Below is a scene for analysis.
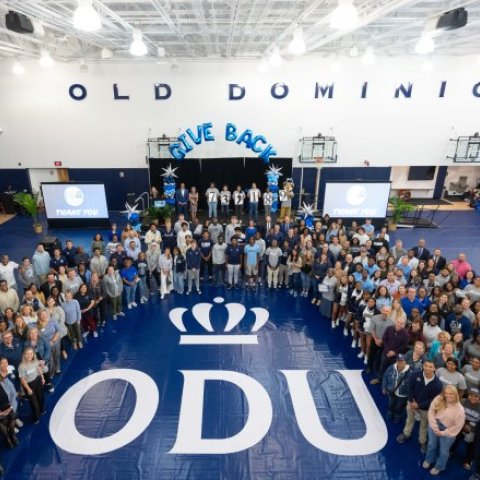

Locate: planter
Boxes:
[387,221,398,231]
[33,223,43,234]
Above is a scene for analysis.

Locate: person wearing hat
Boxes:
[382,353,411,422]
[451,387,480,470]
[436,357,467,398]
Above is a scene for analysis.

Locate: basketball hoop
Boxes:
[314,157,324,164]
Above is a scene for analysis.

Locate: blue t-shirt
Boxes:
[120,265,138,283]
[199,239,214,256]
[244,244,260,265]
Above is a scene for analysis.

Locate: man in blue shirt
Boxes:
[244,236,260,290]
[225,238,243,289]
[401,288,424,318]
[120,257,138,309]
[186,240,201,295]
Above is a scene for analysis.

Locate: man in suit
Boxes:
[175,183,189,217]
[279,215,293,236]
[411,239,430,261]
[431,248,446,273]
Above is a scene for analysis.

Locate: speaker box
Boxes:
[5,11,34,34]
[436,8,468,30]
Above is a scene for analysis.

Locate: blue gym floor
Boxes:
[0,210,478,480]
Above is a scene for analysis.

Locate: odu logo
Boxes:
[63,186,85,207]
[49,301,388,457]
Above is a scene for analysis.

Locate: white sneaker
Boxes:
[331,321,335,329]
[15,419,23,427]
[93,331,98,338]
[142,296,149,302]
[131,302,138,307]
[335,319,340,327]
[160,293,165,300]
[364,356,368,365]
[198,290,202,295]
[118,311,125,316]
[127,303,132,309]
[357,351,364,359]
[82,331,89,338]
[343,328,348,336]
[351,339,357,348]
[113,314,117,320]
[140,298,145,304]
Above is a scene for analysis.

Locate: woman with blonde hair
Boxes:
[18,347,45,424]
[390,299,407,323]
[424,384,465,475]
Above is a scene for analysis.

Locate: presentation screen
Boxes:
[42,183,109,219]
[323,182,391,218]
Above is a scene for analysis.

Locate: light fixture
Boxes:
[330,0,359,31]
[101,48,113,59]
[422,60,434,72]
[268,46,282,67]
[130,30,147,56]
[415,34,435,55]
[288,27,306,56]
[39,50,54,68]
[157,46,165,58]
[73,0,101,32]
[12,60,25,75]
[258,59,269,73]
[79,59,89,73]
[361,46,376,66]
[349,45,359,57]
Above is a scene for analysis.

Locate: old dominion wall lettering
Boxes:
[68,80,480,102]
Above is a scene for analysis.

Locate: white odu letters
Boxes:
[169,370,273,454]
[280,369,388,456]
[49,369,159,455]
[50,369,387,457]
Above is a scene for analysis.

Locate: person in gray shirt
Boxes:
[369,306,394,384]
[212,236,228,286]
[265,239,282,289]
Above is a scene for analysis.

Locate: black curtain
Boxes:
[149,158,292,209]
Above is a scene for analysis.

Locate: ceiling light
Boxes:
[130,30,147,56]
[39,50,54,68]
[415,34,435,55]
[422,60,434,72]
[288,27,306,56]
[268,47,282,67]
[101,48,113,59]
[330,0,359,31]
[79,59,89,73]
[349,45,359,57]
[361,47,375,66]
[258,59,269,73]
[157,46,165,58]
[73,0,101,32]
[12,60,25,75]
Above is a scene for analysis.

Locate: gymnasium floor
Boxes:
[0,210,478,480]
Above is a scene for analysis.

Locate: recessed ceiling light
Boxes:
[288,27,306,56]
[39,50,54,68]
[330,0,359,31]
[130,30,148,56]
[415,34,435,55]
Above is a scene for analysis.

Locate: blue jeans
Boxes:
[249,202,258,220]
[300,272,311,292]
[173,271,185,293]
[137,276,149,299]
[208,202,217,218]
[425,426,456,471]
[124,284,137,304]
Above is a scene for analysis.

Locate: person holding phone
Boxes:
[424,384,465,475]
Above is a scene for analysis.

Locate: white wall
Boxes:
[445,165,480,191]
[0,56,480,169]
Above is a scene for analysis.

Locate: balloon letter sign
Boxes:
[169,122,277,164]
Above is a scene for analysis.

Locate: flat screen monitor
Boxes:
[323,182,391,218]
[408,166,436,181]
[154,200,166,208]
[42,183,110,228]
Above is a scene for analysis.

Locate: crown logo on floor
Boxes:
[169,297,268,345]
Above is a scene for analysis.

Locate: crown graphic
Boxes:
[169,297,268,345]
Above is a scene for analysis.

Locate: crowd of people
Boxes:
[0,187,479,478]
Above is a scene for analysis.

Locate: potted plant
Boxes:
[13,192,43,234]
[144,206,161,225]
[388,197,416,230]
[157,204,174,223]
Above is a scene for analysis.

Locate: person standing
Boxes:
[382,354,411,423]
[397,360,444,453]
[265,239,282,289]
[89,247,109,277]
[225,237,243,289]
[219,185,231,223]
[32,244,51,284]
[186,240,201,295]
[18,257,37,292]
[188,186,199,222]
[424,385,465,475]
[369,306,394,383]
[144,224,162,250]
[205,182,219,219]
[175,183,189,217]
[0,255,19,292]
[244,236,260,290]
[212,236,227,287]
[232,186,245,220]
[172,247,186,294]
[199,231,214,284]
[18,347,45,424]
[158,247,173,300]
[102,266,124,320]
[262,187,273,219]
[247,183,261,221]
[120,257,138,310]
